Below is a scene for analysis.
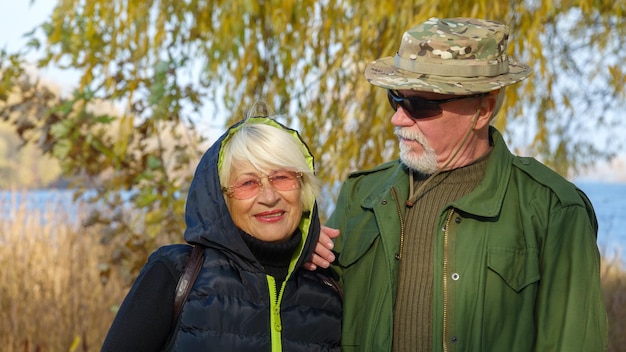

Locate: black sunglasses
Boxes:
[387,89,487,119]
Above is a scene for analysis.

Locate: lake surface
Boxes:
[1,182,625,263]
[0,189,89,229]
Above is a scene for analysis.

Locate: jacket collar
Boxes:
[450,127,513,218]
[359,160,411,211]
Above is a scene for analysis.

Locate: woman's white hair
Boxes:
[219,119,320,210]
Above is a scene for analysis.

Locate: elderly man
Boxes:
[313,17,608,352]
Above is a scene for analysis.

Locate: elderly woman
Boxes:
[102,110,342,351]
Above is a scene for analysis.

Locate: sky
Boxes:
[0,0,79,93]
[0,1,52,50]
[1,0,625,183]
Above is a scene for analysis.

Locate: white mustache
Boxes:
[394,127,424,143]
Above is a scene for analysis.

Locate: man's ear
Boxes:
[476,89,500,129]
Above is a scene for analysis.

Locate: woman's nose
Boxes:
[256,179,280,202]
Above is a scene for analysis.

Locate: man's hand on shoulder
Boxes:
[303,225,339,271]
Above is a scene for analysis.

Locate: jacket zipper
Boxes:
[442,209,454,352]
[268,276,284,352]
[390,187,406,259]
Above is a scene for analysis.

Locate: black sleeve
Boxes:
[101,259,178,352]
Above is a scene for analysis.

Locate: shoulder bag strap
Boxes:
[172,245,204,325]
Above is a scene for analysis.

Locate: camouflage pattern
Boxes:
[365,17,531,95]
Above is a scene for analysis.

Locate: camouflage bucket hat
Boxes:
[365,17,532,95]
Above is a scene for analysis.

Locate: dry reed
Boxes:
[601,256,626,352]
[0,192,126,352]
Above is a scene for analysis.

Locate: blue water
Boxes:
[0,189,88,228]
[1,183,625,263]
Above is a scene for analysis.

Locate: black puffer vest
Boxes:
[158,235,342,351]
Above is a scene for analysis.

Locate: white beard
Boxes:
[395,127,438,175]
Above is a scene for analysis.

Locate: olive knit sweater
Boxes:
[393,156,488,352]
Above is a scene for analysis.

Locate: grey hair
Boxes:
[219,120,320,209]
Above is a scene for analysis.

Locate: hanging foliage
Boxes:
[1,0,624,276]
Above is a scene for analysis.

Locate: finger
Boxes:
[302,262,317,271]
[315,242,336,263]
[318,231,334,250]
[321,225,340,239]
[310,253,331,269]
[320,226,340,250]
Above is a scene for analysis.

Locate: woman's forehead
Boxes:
[230,162,282,176]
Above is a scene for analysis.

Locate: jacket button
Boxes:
[451,336,459,343]
[451,273,460,281]
[395,253,400,260]
[455,217,461,224]
[381,199,387,205]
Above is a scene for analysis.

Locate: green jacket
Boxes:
[327,127,608,352]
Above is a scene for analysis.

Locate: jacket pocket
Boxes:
[336,216,380,267]
[487,247,540,293]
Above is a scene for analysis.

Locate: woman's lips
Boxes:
[254,210,286,223]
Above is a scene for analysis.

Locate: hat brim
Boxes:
[365,56,532,95]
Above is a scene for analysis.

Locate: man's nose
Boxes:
[391,107,416,127]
